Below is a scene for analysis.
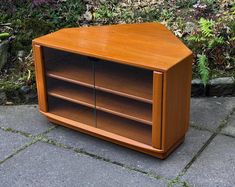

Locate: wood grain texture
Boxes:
[43,111,185,159]
[152,72,163,149]
[161,55,193,151]
[33,44,48,112]
[33,23,193,159]
[33,23,192,71]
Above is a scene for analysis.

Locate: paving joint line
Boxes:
[0,123,167,181]
[0,139,39,165]
[177,107,235,179]
[38,136,169,182]
[0,123,58,138]
[0,125,57,165]
[1,106,234,183]
[190,124,213,133]
[0,126,33,138]
[219,132,235,139]
[167,177,191,187]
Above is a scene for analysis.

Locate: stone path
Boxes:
[0,97,235,187]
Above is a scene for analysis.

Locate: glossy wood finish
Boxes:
[152,72,163,148]
[162,55,192,151]
[44,113,185,159]
[33,45,47,112]
[33,23,192,71]
[33,23,193,159]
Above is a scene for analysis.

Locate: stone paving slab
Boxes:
[190,97,235,131]
[0,142,167,187]
[221,113,235,137]
[0,105,54,135]
[182,135,235,187]
[0,129,31,162]
[46,126,212,179]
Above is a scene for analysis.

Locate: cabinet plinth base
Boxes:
[44,111,185,159]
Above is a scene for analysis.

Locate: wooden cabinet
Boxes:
[33,23,192,159]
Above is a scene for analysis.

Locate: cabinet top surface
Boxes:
[33,23,192,71]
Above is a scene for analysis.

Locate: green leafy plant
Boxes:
[197,54,210,86]
[93,5,114,21]
[187,16,232,84]
[0,33,10,40]
[199,18,214,37]
[0,0,85,53]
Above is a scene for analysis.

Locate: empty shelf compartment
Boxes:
[95,61,153,103]
[43,47,94,87]
[48,96,95,127]
[96,90,152,125]
[97,111,152,145]
[46,77,94,108]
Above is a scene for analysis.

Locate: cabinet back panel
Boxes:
[95,60,153,103]
[96,90,152,125]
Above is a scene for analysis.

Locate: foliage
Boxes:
[89,0,234,84]
[197,54,210,86]
[0,33,10,40]
[0,0,234,102]
[0,0,85,103]
[187,5,234,83]
[0,0,85,53]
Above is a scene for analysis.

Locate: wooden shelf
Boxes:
[48,97,95,127]
[46,77,152,125]
[96,91,152,125]
[47,78,94,108]
[44,47,94,88]
[46,72,93,88]
[95,61,153,103]
[97,111,152,145]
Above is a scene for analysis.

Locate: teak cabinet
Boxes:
[33,23,193,159]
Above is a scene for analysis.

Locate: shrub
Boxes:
[0,0,85,53]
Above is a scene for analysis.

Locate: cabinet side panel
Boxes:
[33,44,48,112]
[152,72,163,149]
[162,55,192,151]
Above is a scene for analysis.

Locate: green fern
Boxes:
[199,18,214,37]
[197,54,210,86]
[188,35,206,42]
[208,36,224,49]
